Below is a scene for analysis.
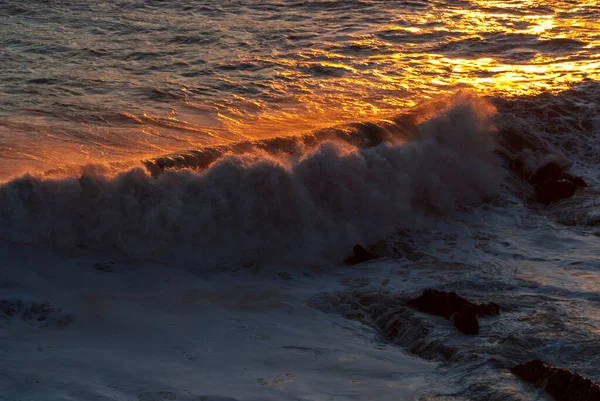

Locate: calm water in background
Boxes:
[1,0,599,178]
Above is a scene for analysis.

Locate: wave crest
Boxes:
[0,93,502,265]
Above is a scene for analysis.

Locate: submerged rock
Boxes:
[344,244,378,265]
[407,289,499,335]
[511,360,600,401]
[528,162,587,205]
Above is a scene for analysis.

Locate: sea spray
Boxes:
[0,94,502,264]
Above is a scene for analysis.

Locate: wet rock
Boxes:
[407,289,499,335]
[528,162,587,187]
[511,360,600,401]
[534,179,579,205]
[449,309,480,336]
[528,162,587,204]
[318,291,457,361]
[344,245,378,265]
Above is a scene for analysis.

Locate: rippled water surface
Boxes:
[1,0,599,178]
[1,3,600,401]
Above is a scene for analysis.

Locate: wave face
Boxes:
[0,94,502,264]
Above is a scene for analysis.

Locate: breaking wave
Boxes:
[0,93,502,264]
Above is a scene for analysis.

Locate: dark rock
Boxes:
[527,162,587,204]
[529,162,566,185]
[534,179,578,205]
[345,245,378,265]
[408,289,500,319]
[324,291,457,361]
[511,360,600,401]
[571,176,588,188]
[528,162,587,187]
[407,289,499,335]
[449,309,480,335]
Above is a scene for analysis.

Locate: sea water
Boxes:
[0,1,599,400]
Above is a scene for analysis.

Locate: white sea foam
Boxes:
[0,94,502,264]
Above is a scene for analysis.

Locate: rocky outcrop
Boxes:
[534,179,579,205]
[511,360,600,401]
[528,162,587,187]
[316,289,503,362]
[344,244,378,265]
[407,289,499,335]
[316,291,458,361]
[528,162,587,205]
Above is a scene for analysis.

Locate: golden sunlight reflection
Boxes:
[207,0,599,137]
[2,0,599,179]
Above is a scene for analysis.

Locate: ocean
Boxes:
[0,1,599,400]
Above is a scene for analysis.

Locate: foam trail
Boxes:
[0,94,502,265]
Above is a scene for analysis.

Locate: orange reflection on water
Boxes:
[210,0,600,137]
[6,0,599,179]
